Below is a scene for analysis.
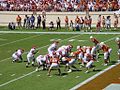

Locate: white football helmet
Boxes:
[90,36,93,39]
[116,37,120,41]
[100,42,104,46]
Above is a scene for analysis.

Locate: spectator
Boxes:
[37,14,41,28]
[8,22,15,30]
[114,13,119,30]
[42,16,46,30]
[88,15,92,31]
[102,16,106,29]
[75,23,80,31]
[65,16,69,30]
[80,17,84,30]
[16,15,22,28]
[106,16,111,30]
[56,17,61,30]
[23,15,28,27]
[48,21,54,30]
[84,16,89,32]
[30,14,35,29]
[96,15,102,32]
[26,16,31,29]
[69,20,74,31]
[0,0,119,12]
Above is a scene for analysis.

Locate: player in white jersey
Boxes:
[83,53,95,73]
[62,52,78,73]
[16,49,24,61]
[56,46,67,58]
[61,44,73,56]
[48,41,59,56]
[36,54,50,71]
[26,46,38,67]
[12,49,24,62]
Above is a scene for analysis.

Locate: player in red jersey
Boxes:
[47,57,61,76]
[100,42,112,66]
[90,36,100,60]
[115,37,120,62]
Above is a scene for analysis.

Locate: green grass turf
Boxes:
[0,26,120,32]
[0,33,119,90]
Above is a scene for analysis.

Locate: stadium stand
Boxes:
[0,0,119,11]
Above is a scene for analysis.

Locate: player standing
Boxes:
[115,37,120,62]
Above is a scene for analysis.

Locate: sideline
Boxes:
[0,31,120,34]
[70,63,120,90]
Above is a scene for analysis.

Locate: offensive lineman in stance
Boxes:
[26,46,38,67]
[48,41,59,56]
[47,57,61,76]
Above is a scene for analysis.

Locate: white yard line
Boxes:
[0,34,80,63]
[69,35,120,90]
[0,31,120,34]
[0,71,36,87]
[0,34,119,88]
[0,34,81,87]
[70,64,119,90]
[0,35,40,47]
[0,57,12,63]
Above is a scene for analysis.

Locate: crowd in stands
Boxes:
[0,0,120,11]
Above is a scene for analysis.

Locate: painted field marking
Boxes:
[0,35,82,87]
[70,64,119,90]
[50,38,61,42]
[78,40,88,42]
[0,34,119,88]
[0,57,12,63]
[11,74,15,77]
[50,39,55,41]
[75,76,80,78]
[1,31,120,35]
[68,39,75,42]
[0,38,7,41]
[37,75,40,77]
[0,35,40,47]
[0,70,36,87]
[70,35,120,90]
[0,34,81,63]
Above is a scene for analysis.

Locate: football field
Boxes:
[0,32,119,90]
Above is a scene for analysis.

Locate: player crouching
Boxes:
[47,56,61,76]
[12,49,24,63]
[62,52,79,73]
[100,42,112,66]
[26,46,38,67]
[36,54,50,71]
[84,53,96,73]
